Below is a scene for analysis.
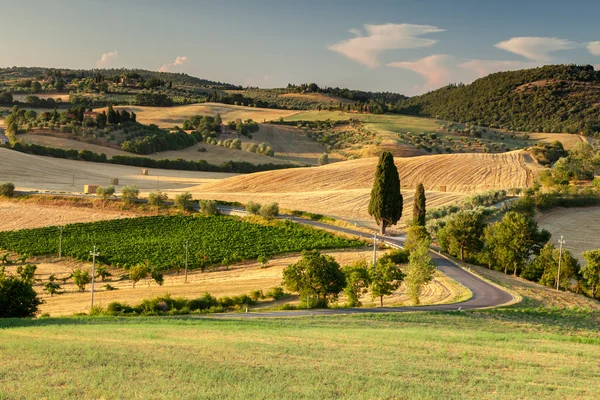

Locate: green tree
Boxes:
[174,192,193,211]
[0,271,41,317]
[96,185,115,200]
[368,151,403,234]
[148,191,168,207]
[369,255,405,307]
[96,265,112,282]
[129,263,149,288]
[245,201,261,214]
[121,185,139,204]
[412,183,426,226]
[342,259,371,307]
[437,210,486,261]
[16,264,36,284]
[404,225,430,252]
[44,281,62,297]
[0,182,15,198]
[282,250,345,308]
[538,246,580,291]
[582,250,600,298]
[30,81,42,93]
[259,202,279,219]
[405,240,437,305]
[151,267,164,286]
[72,269,91,292]
[199,200,218,215]
[318,153,329,166]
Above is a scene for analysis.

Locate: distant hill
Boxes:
[393,65,600,135]
[0,66,240,90]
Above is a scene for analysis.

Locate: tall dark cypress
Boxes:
[368,151,403,234]
[413,183,426,227]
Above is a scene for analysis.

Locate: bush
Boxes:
[259,202,279,219]
[249,289,263,302]
[245,201,261,214]
[174,192,193,211]
[199,200,218,215]
[266,286,285,300]
[72,269,91,292]
[96,185,115,200]
[121,185,139,204]
[318,153,329,165]
[148,191,168,206]
[0,182,15,198]
[388,248,410,264]
[0,273,41,317]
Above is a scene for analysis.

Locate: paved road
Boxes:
[212,207,514,318]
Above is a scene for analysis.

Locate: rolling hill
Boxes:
[393,64,600,135]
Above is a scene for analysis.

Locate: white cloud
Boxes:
[158,56,188,72]
[494,37,577,61]
[328,23,445,67]
[96,51,118,68]
[459,59,537,78]
[388,54,457,94]
[348,28,362,37]
[588,41,600,56]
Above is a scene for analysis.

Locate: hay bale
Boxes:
[110,178,119,185]
[141,169,149,176]
[83,184,99,194]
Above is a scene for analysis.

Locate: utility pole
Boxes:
[58,226,63,261]
[90,245,99,308]
[184,240,189,283]
[373,233,377,267]
[556,235,565,291]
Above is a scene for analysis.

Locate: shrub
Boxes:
[0,182,15,197]
[266,286,285,300]
[121,185,139,204]
[129,263,149,288]
[96,185,115,200]
[72,269,91,292]
[259,202,279,219]
[249,289,263,302]
[318,153,329,165]
[174,192,193,211]
[148,191,168,206]
[199,200,218,215]
[245,201,261,214]
[0,273,41,317]
[388,248,410,264]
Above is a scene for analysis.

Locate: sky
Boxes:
[1,0,600,95]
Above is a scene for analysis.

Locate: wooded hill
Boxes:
[393,65,600,136]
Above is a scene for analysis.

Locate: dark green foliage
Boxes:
[72,269,91,292]
[16,264,36,284]
[0,272,41,318]
[582,250,600,298]
[148,191,168,207]
[282,250,346,308]
[413,183,426,226]
[393,65,600,135]
[342,259,371,307]
[174,192,193,211]
[369,254,405,307]
[0,182,15,198]
[437,210,486,261]
[530,141,568,166]
[368,151,403,234]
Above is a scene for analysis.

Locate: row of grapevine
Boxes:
[0,215,363,270]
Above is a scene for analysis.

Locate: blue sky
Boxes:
[2,0,600,95]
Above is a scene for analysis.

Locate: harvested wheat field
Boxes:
[10,248,468,316]
[279,92,354,104]
[96,103,299,128]
[0,147,235,194]
[529,132,599,150]
[19,133,289,165]
[0,200,139,231]
[537,206,600,263]
[190,151,537,227]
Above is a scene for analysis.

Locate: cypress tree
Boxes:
[368,151,403,234]
[413,183,426,226]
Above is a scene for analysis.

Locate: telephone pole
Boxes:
[184,240,189,283]
[90,245,99,308]
[556,236,565,291]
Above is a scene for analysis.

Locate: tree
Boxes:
[129,263,149,288]
[245,201,261,214]
[148,191,168,207]
[484,212,550,276]
[199,200,218,215]
[318,153,329,166]
[96,265,112,282]
[405,240,437,305]
[342,259,371,307]
[96,185,115,200]
[16,264,36,284]
[0,182,15,198]
[121,185,139,204]
[412,183,426,226]
[259,202,279,219]
[368,151,403,234]
[151,267,164,286]
[369,254,405,307]
[31,81,42,93]
[72,269,91,292]
[538,246,580,291]
[282,250,345,308]
[404,225,430,252]
[0,271,41,318]
[174,192,193,211]
[437,211,486,261]
[582,250,600,298]
[44,281,62,297]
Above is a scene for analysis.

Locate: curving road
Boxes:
[212,209,515,318]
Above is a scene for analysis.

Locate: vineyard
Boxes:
[0,215,362,269]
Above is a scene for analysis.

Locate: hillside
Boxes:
[394,65,600,135]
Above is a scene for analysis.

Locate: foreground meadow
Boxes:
[1,307,599,399]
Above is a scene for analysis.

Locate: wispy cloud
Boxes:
[387,54,455,93]
[158,56,188,72]
[494,37,577,61]
[96,51,118,68]
[588,41,600,56]
[328,23,445,67]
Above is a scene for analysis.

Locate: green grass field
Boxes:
[1,307,599,399]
